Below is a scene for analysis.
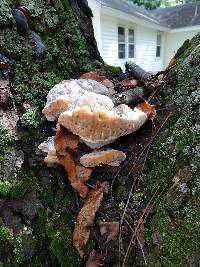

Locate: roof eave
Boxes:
[101,5,170,32]
[170,25,200,32]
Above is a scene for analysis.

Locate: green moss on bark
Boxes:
[143,35,200,266]
[0,0,113,266]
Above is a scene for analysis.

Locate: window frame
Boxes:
[118,25,135,60]
[128,28,135,59]
[118,26,126,59]
[156,32,162,58]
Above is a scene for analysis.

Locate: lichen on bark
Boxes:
[0,1,116,266]
[0,0,199,266]
[142,35,200,266]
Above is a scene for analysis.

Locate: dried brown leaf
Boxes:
[86,250,104,267]
[81,72,116,95]
[54,125,80,156]
[81,71,107,82]
[57,153,93,198]
[137,102,156,121]
[54,125,92,198]
[121,79,138,89]
[99,221,119,242]
[73,182,109,257]
[76,165,93,183]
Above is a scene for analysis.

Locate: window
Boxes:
[156,33,162,57]
[118,26,135,59]
[128,29,134,58]
[118,27,125,59]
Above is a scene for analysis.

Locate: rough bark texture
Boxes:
[142,35,200,267]
[0,0,199,266]
[0,1,120,266]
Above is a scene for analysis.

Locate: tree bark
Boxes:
[0,1,199,266]
[0,1,107,266]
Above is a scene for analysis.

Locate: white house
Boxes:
[88,0,200,71]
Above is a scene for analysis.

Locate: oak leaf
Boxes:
[54,125,80,156]
[73,182,109,257]
[57,153,93,198]
[137,102,156,121]
[54,125,92,198]
[121,79,138,89]
[81,71,107,82]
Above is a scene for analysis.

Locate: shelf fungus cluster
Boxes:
[38,72,156,257]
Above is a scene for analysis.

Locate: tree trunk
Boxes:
[0,0,199,266]
[0,1,113,266]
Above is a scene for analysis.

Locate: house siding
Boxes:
[88,0,200,72]
[134,26,164,72]
[101,14,164,71]
[164,30,199,66]
[101,14,119,66]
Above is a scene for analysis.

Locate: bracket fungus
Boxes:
[42,80,85,121]
[58,92,154,149]
[42,79,115,121]
[80,149,126,167]
[39,75,156,258]
[38,136,59,167]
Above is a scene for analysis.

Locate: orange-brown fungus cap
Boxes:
[80,149,126,167]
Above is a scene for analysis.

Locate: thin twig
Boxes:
[137,237,147,266]
[121,185,160,267]
[121,183,168,267]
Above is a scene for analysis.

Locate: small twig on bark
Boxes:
[122,184,162,267]
[137,237,147,266]
[125,62,162,89]
[125,62,152,82]
[111,87,151,106]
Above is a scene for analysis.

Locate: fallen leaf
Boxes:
[81,71,107,82]
[99,221,119,242]
[73,182,109,257]
[57,153,93,198]
[137,102,156,121]
[81,72,116,95]
[121,79,138,89]
[54,125,92,198]
[54,125,80,156]
[86,250,104,267]
[76,165,93,183]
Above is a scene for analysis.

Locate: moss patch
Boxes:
[143,35,200,266]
